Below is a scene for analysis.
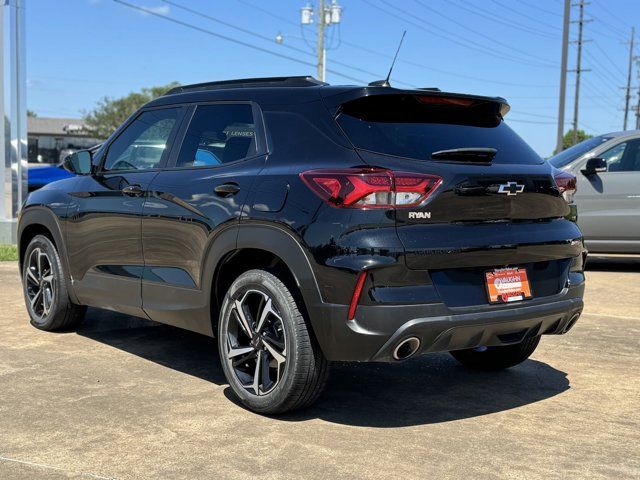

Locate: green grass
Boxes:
[0,244,18,262]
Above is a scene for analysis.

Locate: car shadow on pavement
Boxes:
[275,357,569,427]
[78,308,569,428]
[77,308,227,385]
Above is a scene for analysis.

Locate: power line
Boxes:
[411,0,559,66]
[589,25,627,43]
[508,117,556,125]
[591,41,627,77]
[334,38,558,88]
[583,51,624,92]
[362,0,558,69]
[590,15,628,42]
[162,0,311,57]
[508,92,616,100]
[160,0,415,87]
[445,0,558,40]
[490,0,561,33]
[592,1,632,31]
[578,120,598,134]
[516,111,558,119]
[112,0,367,84]
[28,75,135,85]
[234,0,298,28]
[515,0,562,18]
[236,0,560,88]
[581,82,623,110]
[377,0,558,67]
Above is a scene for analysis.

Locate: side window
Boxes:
[103,108,181,172]
[601,143,626,172]
[176,104,257,168]
[620,139,640,172]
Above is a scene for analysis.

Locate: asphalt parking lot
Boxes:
[0,258,639,480]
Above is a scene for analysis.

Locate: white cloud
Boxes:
[138,5,170,16]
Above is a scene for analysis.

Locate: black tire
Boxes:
[218,269,328,414]
[449,336,541,371]
[22,235,86,331]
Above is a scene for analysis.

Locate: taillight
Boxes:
[554,171,577,203]
[300,168,442,208]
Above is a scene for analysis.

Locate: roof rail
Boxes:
[164,76,327,95]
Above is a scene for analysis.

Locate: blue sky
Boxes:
[26,0,640,157]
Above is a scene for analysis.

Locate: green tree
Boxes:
[83,82,179,139]
[559,129,592,152]
[27,110,37,117]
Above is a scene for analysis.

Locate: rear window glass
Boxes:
[547,135,613,168]
[335,94,543,165]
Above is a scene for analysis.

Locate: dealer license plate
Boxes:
[485,267,532,304]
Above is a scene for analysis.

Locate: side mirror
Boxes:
[62,150,93,175]
[581,157,607,176]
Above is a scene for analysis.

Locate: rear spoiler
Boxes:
[320,86,510,118]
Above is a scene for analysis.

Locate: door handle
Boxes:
[122,184,144,196]
[214,183,241,196]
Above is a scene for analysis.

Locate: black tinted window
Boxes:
[605,139,640,172]
[104,108,180,171]
[336,94,542,165]
[176,104,257,168]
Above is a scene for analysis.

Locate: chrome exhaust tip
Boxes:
[564,312,581,333]
[392,337,421,360]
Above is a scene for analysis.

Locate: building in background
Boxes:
[27,117,100,164]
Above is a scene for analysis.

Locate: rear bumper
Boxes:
[309,279,584,362]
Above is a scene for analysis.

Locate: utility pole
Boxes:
[636,57,640,130]
[556,0,571,153]
[300,1,342,82]
[317,0,325,81]
[624,27,635,130]
[569,0,592,146]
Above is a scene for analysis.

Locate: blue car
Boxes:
[28,163,75,192]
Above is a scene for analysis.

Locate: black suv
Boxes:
[18,77,585,414]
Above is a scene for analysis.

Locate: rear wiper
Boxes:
[431,147,497,163]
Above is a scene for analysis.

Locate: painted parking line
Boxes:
[0,455,117,480]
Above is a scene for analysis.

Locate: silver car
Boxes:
[548,130,640,254]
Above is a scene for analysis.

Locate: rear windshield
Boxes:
[547,135,613,168]
[335,94,543,165]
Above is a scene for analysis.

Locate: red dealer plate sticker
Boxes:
[485,267,533,304]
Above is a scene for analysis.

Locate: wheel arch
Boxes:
[18,206,79,303]
[206,223,323,335]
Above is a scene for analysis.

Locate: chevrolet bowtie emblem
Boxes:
[498,181,525,196]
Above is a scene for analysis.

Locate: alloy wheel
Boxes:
[224,289,287,396]
[25,248,56,320]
